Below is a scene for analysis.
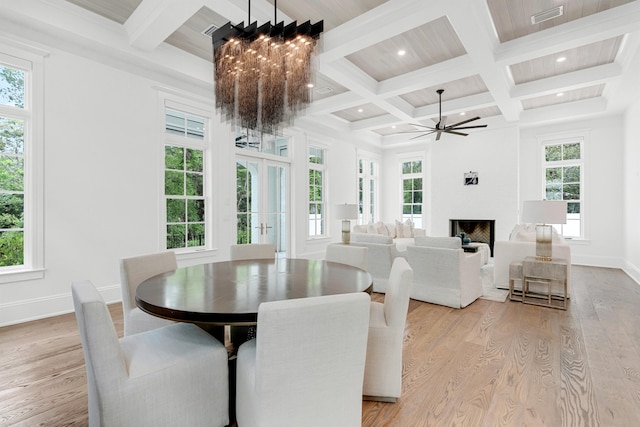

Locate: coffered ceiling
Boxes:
[3,0,640,146]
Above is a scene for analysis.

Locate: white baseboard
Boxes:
[0,284,121,328]
[622,260,640,286]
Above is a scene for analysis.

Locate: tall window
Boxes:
[164,107,208,250]
[0,49,44,278]
[308,146,326,237]
[401,159,423,227]
[358,157,379,224]
[543,139,583,238]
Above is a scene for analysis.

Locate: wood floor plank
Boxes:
[1,266,639,426]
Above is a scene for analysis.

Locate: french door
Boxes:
[236,156,289,256]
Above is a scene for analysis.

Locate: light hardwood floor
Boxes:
[1,265,639,426]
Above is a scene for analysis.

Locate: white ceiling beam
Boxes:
[125,0,204,51]
[511,63,622,100]
[495,2,640,67]
[445,0,521,122]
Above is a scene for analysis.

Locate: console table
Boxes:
[509,257,568,310]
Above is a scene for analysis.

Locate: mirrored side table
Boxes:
[521,256,568,310]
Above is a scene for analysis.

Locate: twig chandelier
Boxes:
[211,0,323,135]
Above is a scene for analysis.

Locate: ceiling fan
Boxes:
[397,89,487,141]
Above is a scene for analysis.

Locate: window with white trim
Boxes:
[401,159,423,228]
[357,157,379,224]
[308,146,326,237]
[543,138,583,238]
[163,105,209,250]
[0,48,44,277]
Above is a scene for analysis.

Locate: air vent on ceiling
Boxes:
[531,5,564,25]
[202,24,218,37]
[315,87,334,95]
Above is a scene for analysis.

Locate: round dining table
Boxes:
[135,258,373,326]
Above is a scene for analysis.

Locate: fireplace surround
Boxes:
[450,219,496,257]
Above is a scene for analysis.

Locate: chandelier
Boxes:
[211,1,323,135]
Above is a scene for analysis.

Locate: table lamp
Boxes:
[522,200,567,261]
[335,203,358,244]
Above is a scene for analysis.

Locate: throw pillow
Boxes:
[395,219,415,238]
[367,223,378,234]
[374,221,388,236]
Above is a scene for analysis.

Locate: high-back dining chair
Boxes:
[235,292,371,427]
[230,243,276,260]
[325,243,368,271]
[72,280,229,427]
[363,257,413,402]
[120,251,177,336]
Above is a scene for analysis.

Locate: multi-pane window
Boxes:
[401,160,423,228]
[544,140,583,238]
[164,108,207,250]
[358,157,379,224]
[0,62,27,268]
[308,146,326,237]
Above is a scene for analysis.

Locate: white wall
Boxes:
[520,116,625,268]
[624,98,640,283]
[381,126,519,242]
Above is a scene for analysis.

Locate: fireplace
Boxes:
[450,219,496,257]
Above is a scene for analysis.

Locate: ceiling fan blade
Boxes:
[445,116,481,129]
[449,124,488,130]
[408,132,434,140]
[435,130,444,141]
[408,123,437,129]
[392,130,437,135]
[444,130,468,136]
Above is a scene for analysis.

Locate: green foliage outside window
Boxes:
[165,145,205,249]
[0,66,26,267]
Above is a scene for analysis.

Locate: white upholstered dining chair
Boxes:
[235,292,371,427]
[325,243,368,271]
[120,251,177,336]
[230,243,276,260]
[363,257,413,401]
[72,280,229,427]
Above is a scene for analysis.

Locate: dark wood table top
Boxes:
[136,258,373,325]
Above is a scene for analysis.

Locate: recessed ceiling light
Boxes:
[397,50,406,56]
[460,112,466,116]
[556,92,564,97]
[358,108,364,113]
[307,83,314,88]
[556,56,567,63]
[391,125,396,129]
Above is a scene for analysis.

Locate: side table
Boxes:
[521,256,568,310]
[508,261,523,302]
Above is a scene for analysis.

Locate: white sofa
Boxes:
[493,224,571,297]
[353,220,426,251]
[405,236,483,309]
[350,233,406,293]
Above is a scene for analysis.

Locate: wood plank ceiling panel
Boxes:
[332,102,388,122]
[400,75,488,108]
[487,0,635,42]
[510,37,623,85]
[346,17,466,82]
[65,0,142,24]
[521,84,604,110]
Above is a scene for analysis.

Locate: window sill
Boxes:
[175,248,218,262]
[0,268,45,284]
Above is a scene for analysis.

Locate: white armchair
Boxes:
[351,233,406,293]
[230,243,276,260]
[363,257,413,402]
[72,280,229,427]
[120,251,177,336]
[325,243,368,270]
[493,224,571,296]
[406,237,483,308]
[235,293,371,427]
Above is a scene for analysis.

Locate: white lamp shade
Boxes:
[522,200,568,224]
[335,203,358,220]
